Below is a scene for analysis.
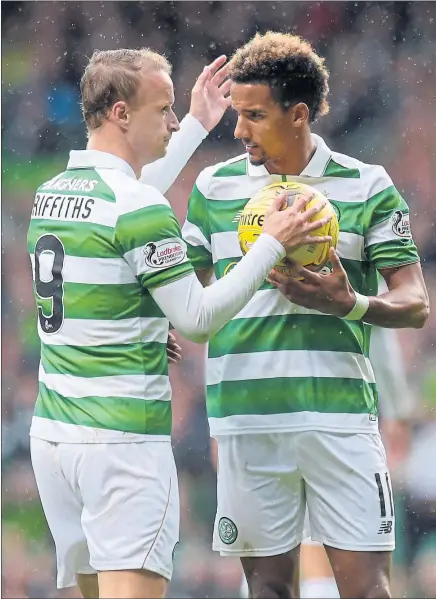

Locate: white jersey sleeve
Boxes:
[151,234,285,343]
[113,182,285,343]
[139,114,208,193]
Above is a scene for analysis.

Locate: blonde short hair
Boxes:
[80,48,172,130]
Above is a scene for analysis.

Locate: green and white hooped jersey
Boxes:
[182,134,420,436]
[28,150,193,443]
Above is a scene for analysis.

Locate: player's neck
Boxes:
[87,128,141,178]
[265,131,316,176]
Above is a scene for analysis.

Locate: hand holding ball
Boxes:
[238,182,339,274]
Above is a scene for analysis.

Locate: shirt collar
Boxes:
[67,150,137,180]
[246,133,332,178]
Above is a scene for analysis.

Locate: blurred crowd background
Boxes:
[2,2,436,597]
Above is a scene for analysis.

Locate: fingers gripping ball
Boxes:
[238,182,339,274]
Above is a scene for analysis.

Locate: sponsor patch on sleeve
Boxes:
[391,210,411,238]
[143,239,186,268]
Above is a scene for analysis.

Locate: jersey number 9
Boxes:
[35,234,65,334]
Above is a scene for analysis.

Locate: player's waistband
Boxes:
[208,411,379,437]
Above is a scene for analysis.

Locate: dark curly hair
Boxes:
[229,32,330,123]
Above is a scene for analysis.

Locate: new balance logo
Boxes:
[378,520,393,535]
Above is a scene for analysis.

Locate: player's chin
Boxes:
[155,144,168,160]
[248,154,267,167]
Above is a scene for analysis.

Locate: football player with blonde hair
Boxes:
[29,47,325,599]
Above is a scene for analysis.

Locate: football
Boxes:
[238,181,339,275]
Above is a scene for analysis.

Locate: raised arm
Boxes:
[139,114,207,193]
[139,56,231,193]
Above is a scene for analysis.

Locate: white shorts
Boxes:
[30,438,179,588]
[213,431,395,557]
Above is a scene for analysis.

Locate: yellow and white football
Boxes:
[238,181,339,275]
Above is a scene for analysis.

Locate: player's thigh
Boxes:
[213,434,305,557]
[78,441,179,583]
[30,438,94,589]
[324,546,392,599]
[242,548,301,599]
[76,573,98,599]
[300,431,395,552]
[98,569,166,599]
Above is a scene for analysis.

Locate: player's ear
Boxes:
[111,101,130,130]
[291,102,309,127]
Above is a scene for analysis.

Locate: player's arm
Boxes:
[139,56,231,193]
[362,262,428,328]
[358,169,428,328]
[116,191,330,344]
[116,197,284,343]
[139,115,207,193]
[268,169,429,329]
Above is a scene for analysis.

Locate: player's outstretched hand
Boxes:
[167,331,182,364]
[262,191,333,252]
[189,55,232,132]
[267,247,356,317]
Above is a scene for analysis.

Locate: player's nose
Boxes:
[169,109,180,133]
[234,115,250,140]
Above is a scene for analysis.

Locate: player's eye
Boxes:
[162,106,170,114]
[249,112,264,121]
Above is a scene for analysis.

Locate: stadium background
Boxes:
[2,1,436,597]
